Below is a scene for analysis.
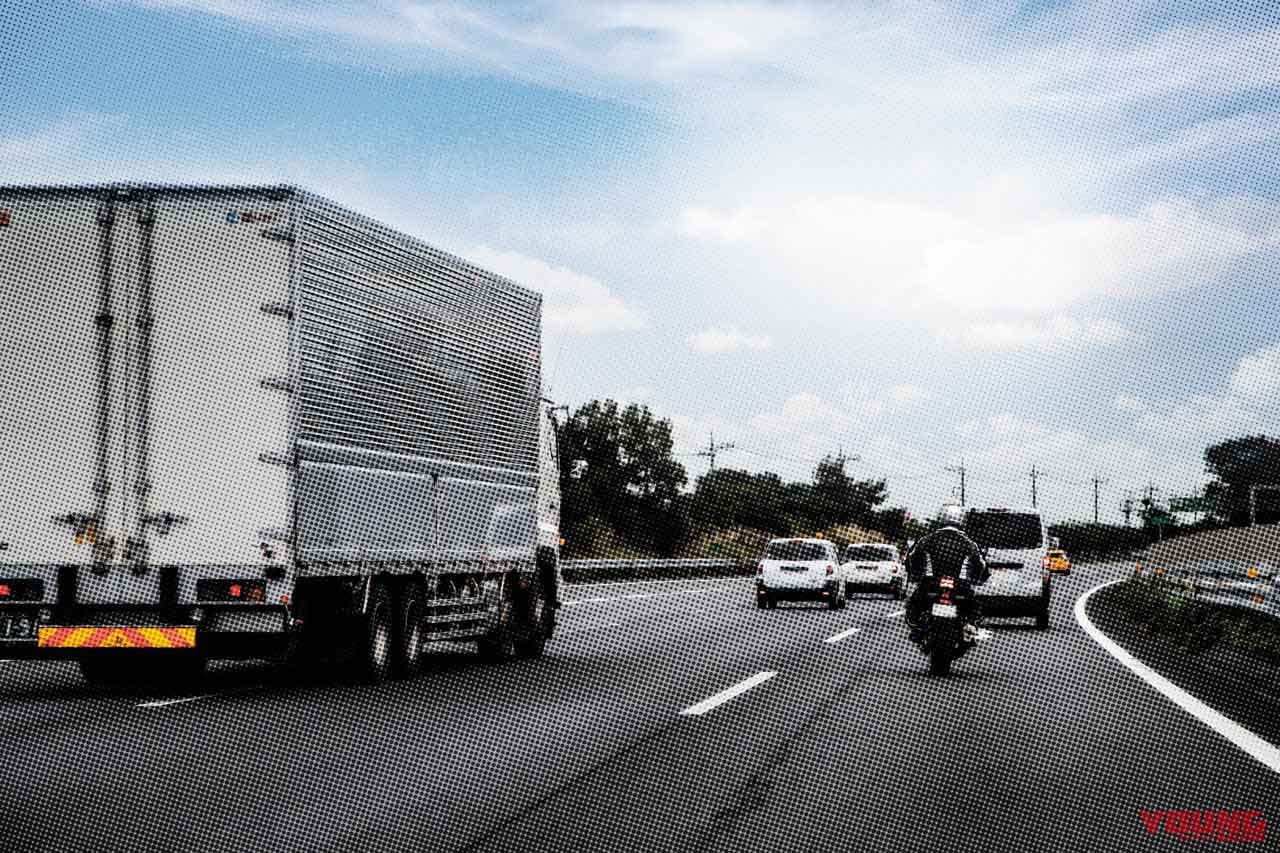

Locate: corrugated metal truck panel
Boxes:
[291,192,541,570]
[0,184,543,588]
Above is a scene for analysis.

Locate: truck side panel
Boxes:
[293,195,542,572]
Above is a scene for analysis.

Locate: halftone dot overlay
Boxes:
[0,2,1279,851]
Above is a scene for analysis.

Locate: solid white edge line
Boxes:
[1075,579,1280,776]
[679,671,778,716]
[824,627,863,644]
[136,695,211,709]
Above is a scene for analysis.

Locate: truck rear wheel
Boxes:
[80,653,205,688]
[514,574,551,660]
[477,576,516,662]
[350,582,394,684]
[394,581,426,678]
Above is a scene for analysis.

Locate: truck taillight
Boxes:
[197,579,266,602]
[1042,555,1051,570]
[825,564,834,575]
[0,579,43,600]
[757,562,764,575]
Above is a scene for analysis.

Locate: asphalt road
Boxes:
[1,562,1277,851]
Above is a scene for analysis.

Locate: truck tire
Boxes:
[477,576,516,662]
[350,582,394,684]
[79,656,137,687]
[514,573,552,660]
[393,581,426,678]
[80,652,205,688]
[827,582,841,610]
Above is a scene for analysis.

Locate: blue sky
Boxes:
[3,0,1279,523]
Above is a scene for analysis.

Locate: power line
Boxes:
[694,431,735,471]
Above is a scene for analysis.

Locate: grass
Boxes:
[1107,576,1280,664]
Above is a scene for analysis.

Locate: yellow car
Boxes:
[1046,550,1071,575]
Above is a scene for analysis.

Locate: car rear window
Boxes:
[764,542,829,561]
[845,545,897,561]
[966,512,1043,549]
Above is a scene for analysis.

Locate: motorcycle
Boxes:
[911,574,983,676]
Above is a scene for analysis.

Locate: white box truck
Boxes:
[0,184,561,684]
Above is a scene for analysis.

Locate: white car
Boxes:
[965,506,1051,629]
[755,538,846,610]
[841,543,905,599]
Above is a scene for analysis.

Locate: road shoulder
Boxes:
[1079,581,1280,772]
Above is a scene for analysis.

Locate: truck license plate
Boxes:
[931,603,957,618]
[0,614,36,640]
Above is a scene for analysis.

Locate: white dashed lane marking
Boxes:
[679,671,778,717]
[823,627,863,644]
[136,695,212,709]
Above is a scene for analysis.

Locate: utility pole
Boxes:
[1120,492,1134,527]
[1030,465,1044,509]
[945,458,967,506]
[695,431,735,472]
[1090,473,1107,525]
[1143,481,1161,542]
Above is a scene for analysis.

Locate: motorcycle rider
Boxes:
[904,504,989,646]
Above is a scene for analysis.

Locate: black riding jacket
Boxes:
[905,526,989,586]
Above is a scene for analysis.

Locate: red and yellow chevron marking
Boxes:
[37,626,196,649]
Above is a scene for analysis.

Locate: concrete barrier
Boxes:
[562,558,747,583]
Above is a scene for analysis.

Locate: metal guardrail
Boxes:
[561,558,744,582]
[1139,560,1280,619]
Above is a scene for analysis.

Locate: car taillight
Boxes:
[1042,555,1051,570]
[757,562,764,575]
[825,564,834,575]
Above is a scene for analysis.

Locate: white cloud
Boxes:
[466,246,645,335]
[840,383,931,417]
[1115,394,1146,413]
[953,316,1137,352]
[1132,343,1280,443]
[674,195,1266,321]
[1229,344,1280,402]
[687,325,772,354]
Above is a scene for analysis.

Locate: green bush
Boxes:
[1108,578,1280,663]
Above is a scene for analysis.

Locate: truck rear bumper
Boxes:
[0,605,292,660]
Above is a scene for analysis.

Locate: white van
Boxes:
[964,507,1051,629]
[755,538,846,610]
